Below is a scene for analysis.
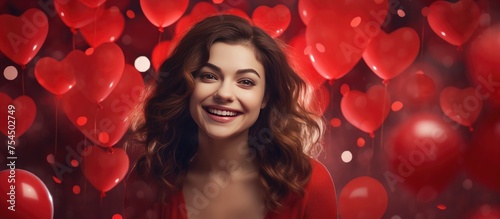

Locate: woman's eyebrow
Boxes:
[204,62,261,78]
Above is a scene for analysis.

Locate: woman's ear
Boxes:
[261,94,269,109]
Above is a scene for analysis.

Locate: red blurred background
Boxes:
[1,0,500,218]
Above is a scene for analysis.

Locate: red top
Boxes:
[124,159,337,219]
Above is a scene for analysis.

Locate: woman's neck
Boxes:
[191,130,257,174]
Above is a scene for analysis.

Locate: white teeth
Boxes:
[207,108,238,116]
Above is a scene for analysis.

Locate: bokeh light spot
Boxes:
[479,13,491,27]
[134,56,151,72]
[421,7,429,17]
[437,204,447,210]
[397,9,406,17]
[4,66,18,80]
[73,185,81,194]
[330,118,341,127]
[85,48,94,55]
[126,10,135,19]
[303,46,312,55]
[99,132,110,144]
[122,34,132,45]
[212,0,224,3]
[315,43,325,53]
[350,17,361,27]
[341,151,353,163]
[391,101,403,112]
[112,214,123,219]
[109,6,119,13]
[463,179,473,190]
[46,154,55,164]
[357,137,365,147]
[340,84,350,96]
[71,159,79,167]
[76,116,87,126]
[53,176,62,184]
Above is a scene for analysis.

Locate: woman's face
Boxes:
[189,42,267,140]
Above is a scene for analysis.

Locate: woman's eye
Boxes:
[239,79,255,86]
[200,73,217,81]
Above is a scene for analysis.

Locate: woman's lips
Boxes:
[203,106,241,123]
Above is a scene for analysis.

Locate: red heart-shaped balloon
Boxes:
[82,146,129,194]
[427,0,480,46]
[151,40,172,72]
[252,5,291,38]
[140,0,189,30]
[222,8,251,22]
[467,25,500,109]
[80,6,124,48]
[306,0,389,80]
[0,94,36,138]
[34,57,76,96]
[78,0,107,8]
[0,169,53,219]
[62,64,144,147]
[341,85,390,136]
[174,2,218,38]
[68,42,125,103]
[54,0,104,29]
[440,86,483,127]
[288,31,326,89]
[0,8,48,65]
[363,27,420,81]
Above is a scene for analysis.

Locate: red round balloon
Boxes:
[35,56,77,96]
[62,64,144,147]
[140,0,189,30]
[427,0,480,46]
[387,113,462,201]
[0,169,53,219]
[0,94,36,137]
[363,27,420,81]
[467,25,500,109]
[252,5,291,38]
[440,86,483,127]
[67,42,125,103]
[80,6,125,48]
[54,0,104,29]
[341,85,390,136]
[339,176,388,219]
[82,146,130,194]
[464,114,500,194]
[0,8,48,65]
[288,31,326,89]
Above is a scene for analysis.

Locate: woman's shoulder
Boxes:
[302,158,338,217]
[307,158,334,186]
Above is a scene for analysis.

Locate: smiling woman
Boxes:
[125,15,337,219]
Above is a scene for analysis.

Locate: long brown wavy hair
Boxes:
[129,14,325,211]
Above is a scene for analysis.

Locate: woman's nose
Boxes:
[213,81,235,102]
